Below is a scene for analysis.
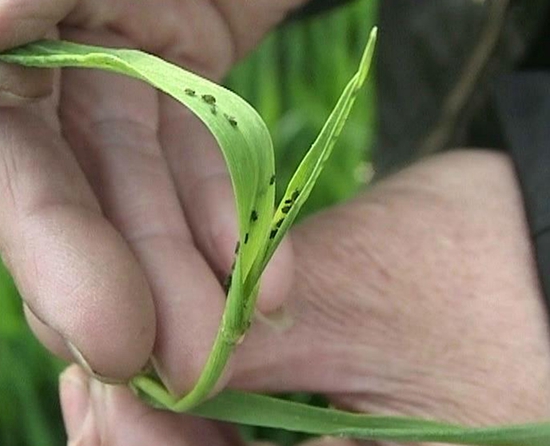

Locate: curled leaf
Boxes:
[2,27,549,446]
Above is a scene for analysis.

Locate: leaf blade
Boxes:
[260,28,377,271]
[190,390,550,446]
[0,39,275,408]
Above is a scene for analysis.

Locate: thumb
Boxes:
[0,0,113,106]
[0,0,70,105]
[230,199,380,394]
[230,152,550,425]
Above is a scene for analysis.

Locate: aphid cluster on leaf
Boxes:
[281,189,300,215]
[183,90,238,129]
[250,210,258,222]
[269,189,301,241]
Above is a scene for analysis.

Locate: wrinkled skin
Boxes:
[0,2,549,445]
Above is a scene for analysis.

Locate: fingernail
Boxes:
[66,340,126,385]
[255,305,294,332]
[0,62,53,107]
[59,366,90,442]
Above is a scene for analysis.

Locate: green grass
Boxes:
[0,2,378,444]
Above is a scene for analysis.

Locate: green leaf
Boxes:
[189,390,550,446]
[2,28,550,446]
[0,37,278,409]
[261,28,376,272]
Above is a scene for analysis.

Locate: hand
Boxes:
[60,150,550,445]
[0,0,305,393]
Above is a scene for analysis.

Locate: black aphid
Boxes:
[224,114,238,127]
[234,241,240,255]
[223,274,232,293]
[282,205,291,214]
[284,198,293,204]
[202,94,216,105]
[269,175,275,186]
[270,229,278,239]
[250,210,258,222]
[291,190,300,201]
[184,88,196,96]
[276,218,284,228]
[244,233,249,244]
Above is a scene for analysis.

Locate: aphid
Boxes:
[269,229,278,239]
[284,198,293,205]
[269,175,275,186]
[201,94,216,105]
[250,210,258,222]
[234,241,240,255]
[244,233,249,244]
[282,205,291,214]
[275,218,284,229]
[224,114,238,128]
[184,88,196,97]
[291,189,300,201]
[210,105,218,115]
[223,273,232,293]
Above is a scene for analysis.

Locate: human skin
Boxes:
[0,1,549,445]
[60,150,550,445]
[0,0,301,391]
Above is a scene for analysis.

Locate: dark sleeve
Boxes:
[492,4,550,305]
[286,0,356,21]
[494,73,550,304]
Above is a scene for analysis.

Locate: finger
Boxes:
[0,0,238,93]
[0,0,77,103]
[209,0,314,59]
[159,95,294,314]
[0,0,74,50]
[0,25,59,107]
[60,364,240,446]
[0,107,155,380]
[227,201,385,394]
[229,208,364,394]
[60,29,231,394]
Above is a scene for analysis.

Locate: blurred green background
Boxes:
[0,1,377,444]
